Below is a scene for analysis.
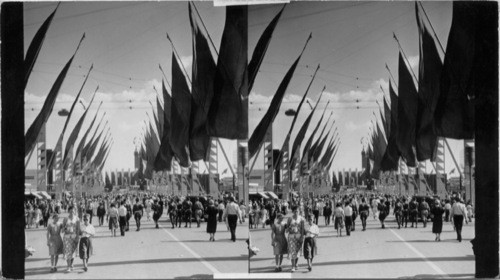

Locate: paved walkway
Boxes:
[25,213,249,279]
[249,214,475,278]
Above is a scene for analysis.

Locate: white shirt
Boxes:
[80,223,95,238]
[450,202,467,217]
[118,205,127,217]
[343,205,353,216]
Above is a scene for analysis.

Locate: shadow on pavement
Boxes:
[398,273,475,279]
[250,255,475,274]
[25,256,246,277]
[387,238,473,243]
[174,274,213,279]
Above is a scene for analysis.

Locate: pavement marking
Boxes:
[390,229,449,278]
[160,225,221,275]
[214,273,292,279]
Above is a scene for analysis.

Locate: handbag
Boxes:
[265,219,271,225]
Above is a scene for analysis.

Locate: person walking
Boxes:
[193,197,204,228]
[333,203,345,237]
[118,201,127,236]
[394,199,403,229]
[343,201,353,236]
[168,198,178,229]
[223,196,243,242]
[78,214,95,272]
[444,199,451,222]
[409,197,419,228]
[133,198,144,231]
[419,199,430,228]
[218,200,225,223]
[359,198,370,231]
[108,203,118,237]
[323,202,332,226]
[47,213,63,272]
[286,206,304,272]
[450,198,468,242]
[183,198,193,228]
[271,214,287,272]
[378,199,388,229]
[303,215,319,272]
[62,206,80,272]
[97,202,106,226]
[431,199,444,241]
[206,200,218,241]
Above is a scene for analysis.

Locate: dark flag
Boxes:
[189,2,216,161]
[156,97,164,138]
[249,34,311,158]
[170,52,191,167]
[299,95,327,165]
[63,86,98,165]
[274,65,320,169]
[47,65,93,169]
[381,81,400,171]
[434,2,475,139]
[293,92,326,169]
[25,34,85,156]
[415,3,442,161]
[396,53,417,167]
[308,113,333,164]
[24,3,59,88]
[383,97,391,137]
[154,81,174,171]
[80,112,106,163]
[248,5,285,91]
[208,6,248,139]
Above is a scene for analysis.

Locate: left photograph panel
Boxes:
[22,2,249,278]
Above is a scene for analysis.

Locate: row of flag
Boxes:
[366,2,488,179]
[25,4,114,187]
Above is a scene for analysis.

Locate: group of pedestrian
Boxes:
[46,206,95,273]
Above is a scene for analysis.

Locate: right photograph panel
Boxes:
[248,2,477,278]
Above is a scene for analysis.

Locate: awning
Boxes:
[258,192,269,199]
[266,191,279,200]
[38,191,51,199]
[29,192,42,199]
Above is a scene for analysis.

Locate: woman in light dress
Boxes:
[46,213,64,272]
[286,206,305,272]
[271,214,288,272]
[62,205,80,272]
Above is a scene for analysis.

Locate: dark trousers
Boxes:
[453,215,464,241]
[395,212,402,228]
[445,209,450,222]
[402,211,409,227]
[169,213,176,228]
[98,215,104,226]
[126,213,131,231]
[313,210,319,225]
[360,212,368,229]
[134,213,142,230]
[345,216,353,235]
[352,212,357,230]
[119,216,127,236]
[324,215,330,226]
[218,209,224,222]
[410,210,418,227]
[227,214,238,241]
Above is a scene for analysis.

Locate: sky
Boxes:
[248,1,466,176]
[24,2,240,177]
[24,1,467,179]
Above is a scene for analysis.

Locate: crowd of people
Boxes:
[25,191,247,273]
[248,191,474,273]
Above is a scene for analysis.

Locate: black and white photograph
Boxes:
[1,1,498,279]
[246,1,497,278]
[6,2,249,278]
